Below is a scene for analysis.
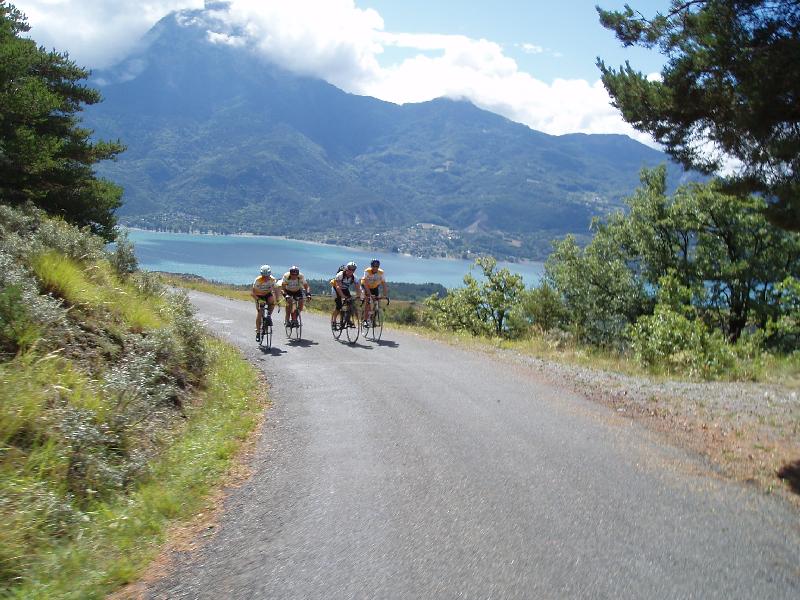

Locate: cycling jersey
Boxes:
[281,272,307,293]
[361,267,385,290]
[331,270,359,291]
[253,275,278,296]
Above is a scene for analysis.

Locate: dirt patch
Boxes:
[494,348,800,508]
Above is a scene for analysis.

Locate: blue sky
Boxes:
[356,0,665,83]
[12,0,668,144]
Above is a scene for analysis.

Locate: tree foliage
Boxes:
[596,1,800,230]
[546,167,800,345]
[0,1,124,240]
[423,257,524,337]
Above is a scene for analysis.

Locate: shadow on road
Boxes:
[284,339,319,348]
[259,346,286,356]
[371,339,399,348]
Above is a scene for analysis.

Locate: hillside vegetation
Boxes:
[0,205,264,598]
[422,170,800,382]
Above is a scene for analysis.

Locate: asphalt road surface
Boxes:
[149,291,800,599]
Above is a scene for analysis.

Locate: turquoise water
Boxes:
[128,230,544,289]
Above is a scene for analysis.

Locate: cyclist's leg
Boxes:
[332,289,343,325]
[255,299,263,330]
[266,294,274,325]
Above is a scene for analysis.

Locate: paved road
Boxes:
[149,291,800,599]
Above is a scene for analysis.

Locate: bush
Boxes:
[107,229,139,276]
[629,305,738,379]
[386,304,419,325]
[0,284,40,356]
[506,283,569,338]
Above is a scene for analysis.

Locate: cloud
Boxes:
[17,0,204,68]
[15,0,656,146]
[518,43,544,55]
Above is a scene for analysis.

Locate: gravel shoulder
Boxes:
[471,343,800,506]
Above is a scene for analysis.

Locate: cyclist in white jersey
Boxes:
[360,259,389,326]
[280,265,311,327]
[330,261,363,328]
[251,264,278,339]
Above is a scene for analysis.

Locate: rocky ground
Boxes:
[491,347,800,507]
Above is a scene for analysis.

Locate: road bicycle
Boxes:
[332,295,360,344]
[283,291,308,341]
[255,299,273,350]
[362,296,388,341]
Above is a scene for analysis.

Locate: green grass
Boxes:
[32,252,166,332]
[159,274,252,302]
[2,337,264,599]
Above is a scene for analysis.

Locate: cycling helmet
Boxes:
[370,259,380,267]
[260,264,271,276]
[346,261,357,271]
[289,265,300,275]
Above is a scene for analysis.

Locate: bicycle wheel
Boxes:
[260,323,272,349]
[371,307,383,341]
[289,312,302,340]
[332,313,343,340]
[345,308,360,344]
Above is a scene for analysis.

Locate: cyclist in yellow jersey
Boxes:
[280,265,311,326]
[330,261,363,328]
[251,264,278,340]
[360,259,389,326]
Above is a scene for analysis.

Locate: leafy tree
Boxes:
[422,257,524,337]
[550,167,800,344]
[596,1,800,230]
[545,233,647,347]
[0,1,124,240]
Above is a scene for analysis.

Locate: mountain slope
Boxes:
[86,7,691,259]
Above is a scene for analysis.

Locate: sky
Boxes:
[12,0,668,146]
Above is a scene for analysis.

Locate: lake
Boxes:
[128,230,544,290]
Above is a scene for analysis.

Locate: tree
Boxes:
[596,1,800,230]
[553,167,800,343]
[422,257,525,337]
[0,1,124,240]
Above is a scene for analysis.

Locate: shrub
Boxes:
[386,304,419,325]
[0,284,40,356]
[107,230,139,276]
[629,305,737,379]
[506,283,569,338]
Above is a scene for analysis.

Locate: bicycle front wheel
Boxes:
[290,313,302,340]
[345,312,360,344]
[371,308,383,341]
[332,315,343,340]
[260,324,272,349]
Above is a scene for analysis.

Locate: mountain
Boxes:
[85,7,692,260]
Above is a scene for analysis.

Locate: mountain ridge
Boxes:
[85,7,693,260]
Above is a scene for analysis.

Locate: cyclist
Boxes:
[252,264,278,340]
[330,261,363,329]
[361,259,389,327]
[280,265,311,327]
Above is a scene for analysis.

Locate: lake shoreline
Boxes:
[122,226,542,267]
[126,229,544,289]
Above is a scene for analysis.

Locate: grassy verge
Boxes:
[4,337,264,599]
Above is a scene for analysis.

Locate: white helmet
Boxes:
[260,264,271,276]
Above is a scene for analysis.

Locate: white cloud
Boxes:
[14,0,657,146]
[518,43,544,55]
[16,0,203,67]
